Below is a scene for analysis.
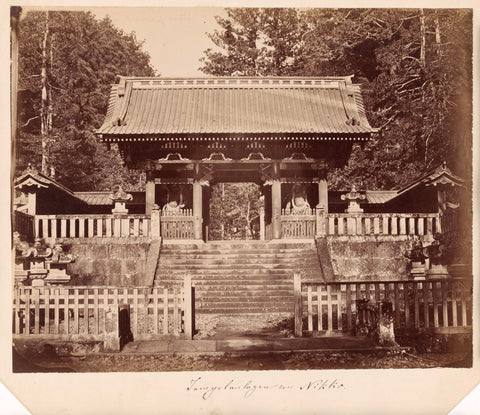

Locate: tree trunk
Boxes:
[11,7,20,173]
[434,11,441,58]
[419,9,426,68]
[40,11,50,175]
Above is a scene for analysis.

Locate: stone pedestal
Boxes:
[377,302,397,347]
[426,263,450,279]
[45,262,71,285]
[411,261,426,280]
[30,268,48,286]
[14,257,29,286]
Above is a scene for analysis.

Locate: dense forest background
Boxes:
[200,8,472,190]
[14,8,472,239]
[15,11,156,190]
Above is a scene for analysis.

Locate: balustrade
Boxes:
[280,211,441,239]
[326,213,440,237]
[34,214,151,239]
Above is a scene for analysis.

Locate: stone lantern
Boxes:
[45,244,76,285]
[341,185,366,213]
[404,237,428,280]
[425,233,450,278]
[110,186,133,215]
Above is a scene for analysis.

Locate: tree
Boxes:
[200,8,472,191]
[200,8,303,76]
[16,11,156,190]
[209,183,262,240]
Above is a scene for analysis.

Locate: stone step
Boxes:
[156,264,319,271]
[155,281,311,289]
[162,242,315,250]
[161,247,315,254]
[154,241,323,314]
[161,254,318,263]
[155,271,321,279]
[196,306,293,314]
[196,294,294,302]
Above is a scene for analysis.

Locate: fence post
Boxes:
[294,273,303,337]
[315,207,326,237]
[184,275,193,340]
[103,295,120,352]
[151,204,160,238]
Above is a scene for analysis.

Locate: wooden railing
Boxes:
[34,214,151,238]
[294,274,472,335]
[12,277,194,345]
[281,214,316,238]
[280,208,316,239]
[326,213,441,237]
[14,210,35,240]
[161,209,194,239]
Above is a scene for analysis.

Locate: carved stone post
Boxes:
[316,206,326,237]
[193,180,203,240]
[150,204,160,238]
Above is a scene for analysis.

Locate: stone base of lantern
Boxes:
[14,270,29,286]
[411,261,426,280]
[426,264,450,279]
[30,268,48,287]
[45,263,71,285]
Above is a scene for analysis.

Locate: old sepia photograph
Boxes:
[5,3,477,413]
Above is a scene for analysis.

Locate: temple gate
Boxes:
[96,76,377,240]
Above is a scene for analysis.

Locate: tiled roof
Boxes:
[97,77,377,139]
[365,191,398,204]
[15,167,75,196]
[75,191,145,206]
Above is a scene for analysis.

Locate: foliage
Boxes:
[200,8,472,191]
[200,8,304,76]
[16,11,156,190]
[209,183,262,240]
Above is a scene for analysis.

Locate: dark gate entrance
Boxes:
[207,182,263,241]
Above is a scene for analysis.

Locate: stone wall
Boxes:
[48,237,161,286]
[327,236,411,281]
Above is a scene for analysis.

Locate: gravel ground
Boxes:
[13,348,472,373]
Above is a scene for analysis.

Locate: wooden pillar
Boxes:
[27,191,37,215]
[317,178,328,213]
[193,181,203,240]
[271,179,281,239]
[145,172,155,215]
[437,188,447,216]
[259,205,265,241]
[294,273,303,337]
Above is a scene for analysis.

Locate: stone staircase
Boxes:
[154,240,324,314]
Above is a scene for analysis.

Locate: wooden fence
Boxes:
[12,277,194,346]
[294,274,472,336]
[34,214,151,239]
[160,210,194,239]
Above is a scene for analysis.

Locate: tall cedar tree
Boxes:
[17,11,156,190]
[200,8,472,190]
